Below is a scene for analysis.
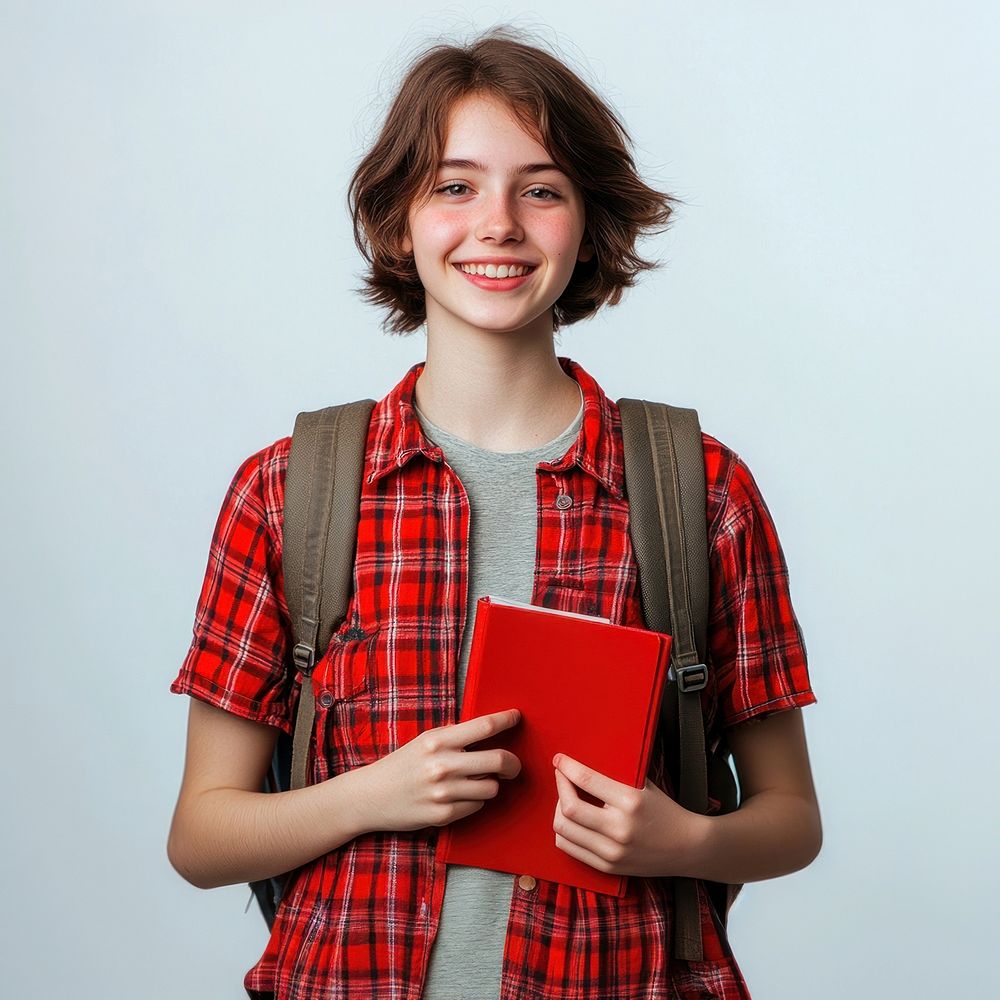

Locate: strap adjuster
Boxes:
[292,642,315,676]
[673,662,708,693]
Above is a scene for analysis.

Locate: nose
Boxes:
[475,191,523,244]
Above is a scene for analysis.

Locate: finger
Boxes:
[553,777,617,868]
[553,753,628,810]
[456,775,501,801]
[553,829,612,873]
[464,747,522,780]
[554,766,610,835]
[453,709,521,747]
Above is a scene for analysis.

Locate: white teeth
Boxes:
[459,262,531,278]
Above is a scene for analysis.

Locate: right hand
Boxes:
[353,709,523,833]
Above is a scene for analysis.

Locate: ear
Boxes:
[577,240,595,264]
[401,231,413,255]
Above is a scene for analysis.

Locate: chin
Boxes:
[468,306,554,331]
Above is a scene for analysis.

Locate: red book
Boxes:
[435,595,672,896]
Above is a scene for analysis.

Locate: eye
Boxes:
[434,183,561,200]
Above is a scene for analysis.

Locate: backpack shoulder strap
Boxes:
[283,398,376,791]
[617,398,710,962]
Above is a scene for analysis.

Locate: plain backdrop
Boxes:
[3,2,998,998]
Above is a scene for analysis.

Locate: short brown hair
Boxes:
[348,25,680,335]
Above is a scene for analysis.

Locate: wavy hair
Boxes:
[348,25,680,335]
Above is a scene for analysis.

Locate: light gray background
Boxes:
[4,2,997,998]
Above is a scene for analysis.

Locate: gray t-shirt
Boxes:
[415,388,584,1000]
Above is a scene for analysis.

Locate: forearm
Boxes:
[681,790,823,885]
[168,767,371,890]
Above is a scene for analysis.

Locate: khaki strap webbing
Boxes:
[282,399,375,791]
[618,399,709,962]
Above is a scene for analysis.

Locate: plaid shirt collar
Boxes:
[366,355,625,500]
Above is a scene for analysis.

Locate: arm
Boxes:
[167,698,524,891]
[551,707,822,884]
[166,698,371,890]
[681,707,822,884]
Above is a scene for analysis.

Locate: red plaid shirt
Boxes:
[172,356,817,999]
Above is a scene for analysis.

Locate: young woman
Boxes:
[168,26,821,1000]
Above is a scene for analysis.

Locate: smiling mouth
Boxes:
[453,263,537,280]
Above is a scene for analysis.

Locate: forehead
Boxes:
[440,92,549,160]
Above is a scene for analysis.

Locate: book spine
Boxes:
[632,637,671,788]
[438,598,491,866]
[458,596,491,723]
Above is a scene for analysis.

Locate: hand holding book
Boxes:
[356,708,524,834]
[550,750,707,882]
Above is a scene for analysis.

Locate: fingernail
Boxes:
[553,754,562,767]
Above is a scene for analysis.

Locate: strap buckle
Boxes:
[672,662,708,693]
[292,642,315,676]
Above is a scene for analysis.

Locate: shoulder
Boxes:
[250,434,292,512]
[218,435,292,554]
[701,431,742,493]
[224,435,291,492]
[700,431,764,544]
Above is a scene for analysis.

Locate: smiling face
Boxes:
[401,91,593,339]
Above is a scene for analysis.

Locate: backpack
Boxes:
[250,397,742,963]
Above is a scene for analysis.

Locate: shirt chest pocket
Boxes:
[313,620,377,703]
[308,621,378,780]
[310,618,441,778]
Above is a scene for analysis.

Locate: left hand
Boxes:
[552,753,705,878]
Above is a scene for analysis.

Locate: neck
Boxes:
[413,331,582,453]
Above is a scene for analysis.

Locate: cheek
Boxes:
[410,212,467,262]
[542,214,587,261]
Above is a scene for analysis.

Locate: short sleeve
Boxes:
[170,441,294,733]
[706,444,817,730]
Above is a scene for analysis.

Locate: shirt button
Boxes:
[318,691,334,709]
[517,875,537,892]
[554,493,573,510]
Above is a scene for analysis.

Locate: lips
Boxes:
[454,264,536,290]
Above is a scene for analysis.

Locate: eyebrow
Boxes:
[436,158,565,177]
